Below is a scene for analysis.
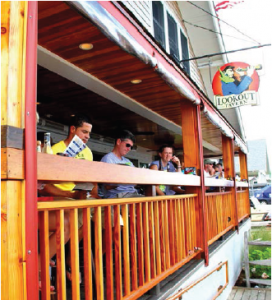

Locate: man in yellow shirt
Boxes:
[40,114,98,198]
[38,114,98,284]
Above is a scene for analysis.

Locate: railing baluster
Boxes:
[69,208,80,300]
[154,201,161,275]
[143,202,151,282]
[191,197,197,247]
[129,203,138,291]
[148,202,156,278]
[174,199,179,262]
[168,200,175,265]
[122,204,130,296]
[39,210,51,300]
[136,203,144,286]
[114,205,122,300]
[105,206,114,300]
[179,199,185,259]
[83,207,92,300]
[175,199,182,261]
[94,206,104,300]
[185,197,192,254]
[159,201,165,272]
[56,209,66,300]
[164,200,170,269]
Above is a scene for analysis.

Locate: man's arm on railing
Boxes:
[39,184,88,199]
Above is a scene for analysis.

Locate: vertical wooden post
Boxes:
[239,150,250,215]
[25,2,39,300]
[180,101,208,265]
[222,135,238,230]
[1,2,37,300]
[239,150,248,180]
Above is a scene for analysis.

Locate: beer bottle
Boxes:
[42,133,53,154]
[37,140,42,152]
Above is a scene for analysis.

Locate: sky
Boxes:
[214,0,272,169]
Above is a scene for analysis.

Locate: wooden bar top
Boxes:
[2,148,201,186]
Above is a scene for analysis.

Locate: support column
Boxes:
[239,150,248,180]
[1,2,28,299]
[239,150,250,216]
[181,101,208,265]
[1,2,38,300]
[222,135,238,230]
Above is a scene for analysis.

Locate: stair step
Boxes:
[248,241,271,246]
[249,259,271,266]
[243,278,271,286]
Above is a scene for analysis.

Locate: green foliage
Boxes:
[250,227,271,242]
[249,227,271,279]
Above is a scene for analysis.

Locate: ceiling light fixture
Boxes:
[131,79,142,84]
[79,43,93,50]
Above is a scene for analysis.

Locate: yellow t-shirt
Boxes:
[52,140,93,191]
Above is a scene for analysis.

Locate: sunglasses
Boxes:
[125,143,133,149]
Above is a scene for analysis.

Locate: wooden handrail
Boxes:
[3,148,243,189]
[2,148,201,186]
[37,194,198,210]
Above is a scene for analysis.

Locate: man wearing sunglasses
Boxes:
[101,130,143,198]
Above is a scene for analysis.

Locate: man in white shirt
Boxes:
[204,159,214,178]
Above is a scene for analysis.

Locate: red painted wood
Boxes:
[25,2,39,299]
[196,105,209,266]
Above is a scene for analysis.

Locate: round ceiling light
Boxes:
[131,79,142,84]
[79,43,93,50]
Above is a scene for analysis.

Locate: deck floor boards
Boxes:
[227,287,271,300]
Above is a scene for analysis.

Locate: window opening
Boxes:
[152,1,166,49]
[167,12,179,63]
[180,30,190,75]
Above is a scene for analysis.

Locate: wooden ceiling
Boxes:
[37,65,182,150]
[37,1,229,155]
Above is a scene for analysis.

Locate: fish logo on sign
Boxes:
[212,62,261,109]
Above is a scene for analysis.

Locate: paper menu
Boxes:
[63,135,86,157]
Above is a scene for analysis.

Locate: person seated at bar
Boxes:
[203,159,214,178]
[204,159,217,193]
[40,114,98,199]
[38,113,99,282]
[215,162,224,178]
[101,129,143,198]
[149,145,185,196]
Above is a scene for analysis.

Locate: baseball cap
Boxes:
[204,159,214,165]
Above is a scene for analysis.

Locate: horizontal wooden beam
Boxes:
[37,194,198,211]
[205,178,234,187]
[1,148,24,180]
[38,152,201,185]
[1,148,201,186]
[1,125,24,149]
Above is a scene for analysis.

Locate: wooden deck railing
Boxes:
[2,150,251,298]
[205,192,236,245]
[237,190,250,222]
[38,195,201,300]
